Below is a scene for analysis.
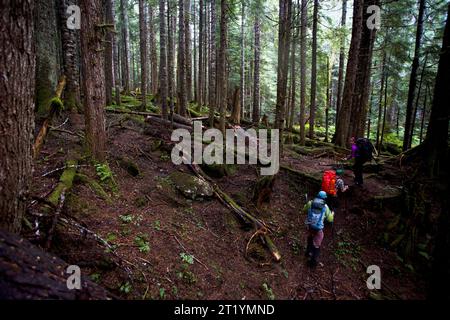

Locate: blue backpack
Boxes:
[307,198,326,231]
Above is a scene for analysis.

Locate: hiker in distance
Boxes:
[303,191,334,268]
[346,137,376,186]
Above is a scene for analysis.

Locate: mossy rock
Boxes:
[169,171,214,201]
[200,163,237,178]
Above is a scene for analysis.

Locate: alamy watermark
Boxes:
[366,265,381,290]
[66,265,81,290]
[171,121,280,176]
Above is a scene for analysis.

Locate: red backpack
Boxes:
[321,170,337,196]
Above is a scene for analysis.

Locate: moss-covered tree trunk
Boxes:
[0,0,35,234]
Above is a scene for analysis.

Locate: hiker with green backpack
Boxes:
[303,191,334,268]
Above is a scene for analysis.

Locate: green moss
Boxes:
[48,159,77,206]
[50,97,64,113]
[74,173,112,204]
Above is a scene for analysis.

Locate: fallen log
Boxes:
[106,107,194,126]
[33,75,66,158]
[47,159,78,207]
[0,229,114,300]
[145,115,193,131]
[187,162,281,262]
[280,165,322,188]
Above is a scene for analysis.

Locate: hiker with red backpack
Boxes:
[346,137,375,186]
[303,191,334,268]
[321,169,348,212]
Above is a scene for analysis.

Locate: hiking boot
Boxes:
[307,247,320,268]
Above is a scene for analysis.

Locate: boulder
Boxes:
[169,172,214,201]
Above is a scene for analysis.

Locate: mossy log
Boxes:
[47,159,77,206]
[0,229,114,300]
[280,165,322,188]
[145,115,193,131]
[106,107,193,127]
[33,75,66,158]
[74,173,112,204]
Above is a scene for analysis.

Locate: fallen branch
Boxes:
[45,189,66,250]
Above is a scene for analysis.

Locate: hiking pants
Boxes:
[307,228,324,249]
[353,157,365,185]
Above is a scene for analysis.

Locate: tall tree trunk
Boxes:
[193,0,198,103]
[0,0,35,233]
[336,0,347,127]
[185,0,193,102]
[348,0,379,139]
[299,0,307,145]
[167,1,175,118]
[119,0,131,95]
[159,0,169,119]
[376,53,386,150]
[148,5,159,94]
[178,0,187,117]
[428,4,450,298]
[59,0,81,112]
[139,0,148,111]
[198,0,204,107]
[252,14,261,124]
[325,57,330,142]
[288,7,297,131]
[335,0,363,146]
[275,0,292,133]
[403,0,426,151]
[411,53,428,144]
[217,0,228,133]
[367,86,374,139]
[380,74,389,148]
[419,84,429,144]
[105,0,114,106]
[80,0,107,162]
[111,0,121,106]
[309,0,318,138]
[240,1,246,120]
[209,0,217,127]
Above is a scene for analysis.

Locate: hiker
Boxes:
[346,137,375,186]
[303,191,334,268]
[321,169,348,212]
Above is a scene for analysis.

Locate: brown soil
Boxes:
[27,113,427,300]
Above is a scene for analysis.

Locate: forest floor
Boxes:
[27,104,427,300]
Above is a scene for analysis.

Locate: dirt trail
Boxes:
[28,114,426,300]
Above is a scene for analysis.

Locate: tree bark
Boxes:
[240,1,246,120]
[0,0,35,233]
[139,0,148,111]
[376,53,386,149]
[217,0,228,133]
[309,0,318,138]
[111,0,121,106]
[119,0,131,95]
[336,0,347,127]
[80,0,107,162]
[299,0,307,145]
[252,13,261,124]
[59,0,81,111]
[167,0,175,119]
[422,4,449,178]
[185,0,193,102]
[335,0,363,146]
[275,0,292,133]
[403,0,426,151]
[198,0,205,107]
[208,0,217,127]
[159,0,169,119]
[148,5,159,95]
[104,0,114,106]
[178,0,188,117]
